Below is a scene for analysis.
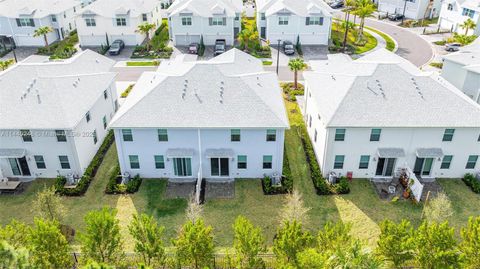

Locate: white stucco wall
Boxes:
[257,12,331,45]
[0,82,117,179]
[441,59,480,103]
[114,128,285,179]
[168,14,240,46]
[438,1,480,35]
[378,0,441,19]
[302,85,480,179]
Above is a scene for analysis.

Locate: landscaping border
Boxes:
[262,146,293,195]
[462,173,480,194]
[55,130,115,196]
[105,164,142,194]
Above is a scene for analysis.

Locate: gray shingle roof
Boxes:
[304,49,480,128]
[256,0,333,17]
[167,0,242,17]
[0,0,81,18]
[110,49,289,129]
[442,41,480,75]
[0,50,116,129]
[80,0,161,18]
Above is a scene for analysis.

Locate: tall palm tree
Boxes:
[136,23,156,50]
[352,0,376,42]
[33,26,53,47]
[237,28,258,52]
[288,58,307,90]
[460,18,477,36]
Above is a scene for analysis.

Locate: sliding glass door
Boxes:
[375,158,396,177]
[173,158,192,177]
[210,158,229,177]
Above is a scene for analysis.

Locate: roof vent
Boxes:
[182,93,186,99]
[331,75,336,81]
[37,94,41,104]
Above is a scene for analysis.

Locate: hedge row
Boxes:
[262,147,293,195]
[55,130,115,196]
[463,173,480,193]
[298,126,350,195]
[105,164,142,194]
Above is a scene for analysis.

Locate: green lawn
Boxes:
[1,100,480,248]
[331,22,378,54]
[126,61,160,67]
[365,26,396,51]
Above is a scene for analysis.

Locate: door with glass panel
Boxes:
[414,158,433,177]
[375,158,396,177]
[8,157,31,176]
[173,158,192,177]
[210,158,229,177]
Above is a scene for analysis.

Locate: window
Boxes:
[231,129,241,142]
[142,13,148,21]
[93,130,98,144]
[59,155,70,169]
[173,158,192,176]
[306,16,323,25]
[314,129,318,142]
[122,129,133,141]
[238,155,247,169]
[86,111,91,122]
[116,17,127,26]
[309,115,312,127]
[210,17,225,26]
[478,133,480,141]
[69,23,72,30]
[370,129,382,141]
[34,155,46,169]
[466,155,478,169]
[181,17,192,25]
[154,155,165,169]
[266,129,276,141]
[129,155,140,169]
[158,129,168,141]
[16,18,35,27]
[359,155,370,169]
[260,13,266,20]
[51,15,57,23]
[103,116,107,129]
[334,155,344,169]
[263,155,272,169]
[335,129,346,141]
[56,130,67,142]
[85,18,96,27]
[74,6,76,12]
[442,129,455,141]
[441,155,453,169]
[20,129,32,142]
[447,3,453,10]
[462,8,475,18]
[278,16,289,25]
[8,159,21,176]
[104,90,108,99]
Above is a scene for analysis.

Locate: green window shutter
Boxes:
[16,18,21,26]
[306,17,310,25]
[222,17,226,25]
[319,17,324,25]
[30,19,35,27]
[209,17,213,25]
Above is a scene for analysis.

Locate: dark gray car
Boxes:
[109,40,125,55]
[283,41,295,55]
[214,39,226,56]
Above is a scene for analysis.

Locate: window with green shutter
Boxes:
[34,155,46,169]
[359,155,370,169]
[370,129,381,141]
[122,129,133,141]
[263,155,272,169]
[266,129,276,141]
[442,129,455,141]
[334,155,344,169]
[231,129,241,142]
[59,156,70,169]
[441,155,453,169]
[129,155,140,169]
[466,155,478,169]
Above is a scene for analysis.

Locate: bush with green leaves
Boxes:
[463,173,480,193]
[414,221,461,268]
[460,216,480,268]
[80,207,124,264]
[128,214,166,267]
[262,147,292,194]
[233,216,266,269]
[28,218,73,268]
[0,240,30,269]
[32,185,65,222]
[0,219,30,249]
[423,192,453,223]
[376,219,414,268]
[273,220,312,267]
[173,218,215,269]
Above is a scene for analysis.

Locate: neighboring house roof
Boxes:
[167,0,242,17]
[110,49,289,129]
[303,48,480,128]
[80,0,160,18]
[0,0,81,18]
[442,40,480,74]
[460,0,480,12]
[0,50,116,130]
[256,0,333,17]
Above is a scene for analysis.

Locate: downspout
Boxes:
[322,127,330,178]
[197,128,202,177]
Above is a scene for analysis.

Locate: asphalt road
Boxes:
[113,66,157,81]
[334,12,434,67]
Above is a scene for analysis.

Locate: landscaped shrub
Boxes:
[262,147,293,195]
[132,21,172,59]
[120,84,135,98]
[463,173,480,193]
[281,82,304,101]
[126,175,142,193]
[38,31,78,59]
[55,130,115,196]
[105,165,142,194]
[298,126,350,195]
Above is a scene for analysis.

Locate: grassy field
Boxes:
[1,100,480,248]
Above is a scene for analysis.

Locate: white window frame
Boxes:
[181,17,192,26]
[116,17,127,26]
[85,18,96,27]
[278,16,289,25]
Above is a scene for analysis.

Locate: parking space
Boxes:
[302,45,329,61]
[0,47,37,62]
[79,46,136,61]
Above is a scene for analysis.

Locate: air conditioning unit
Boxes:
[328,172,337,184]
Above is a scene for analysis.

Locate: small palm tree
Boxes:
[0,59,15,71]
[460,18,477,36]
[288,58,307,90]
[33,26,53,47]
[353,0,376,42]
[136,23,156,50]
[237,28,258,52]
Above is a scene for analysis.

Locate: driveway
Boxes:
[302,45,328,61]
[333,11,434,67]
[79,46,135,61]
[0,47,37,62]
